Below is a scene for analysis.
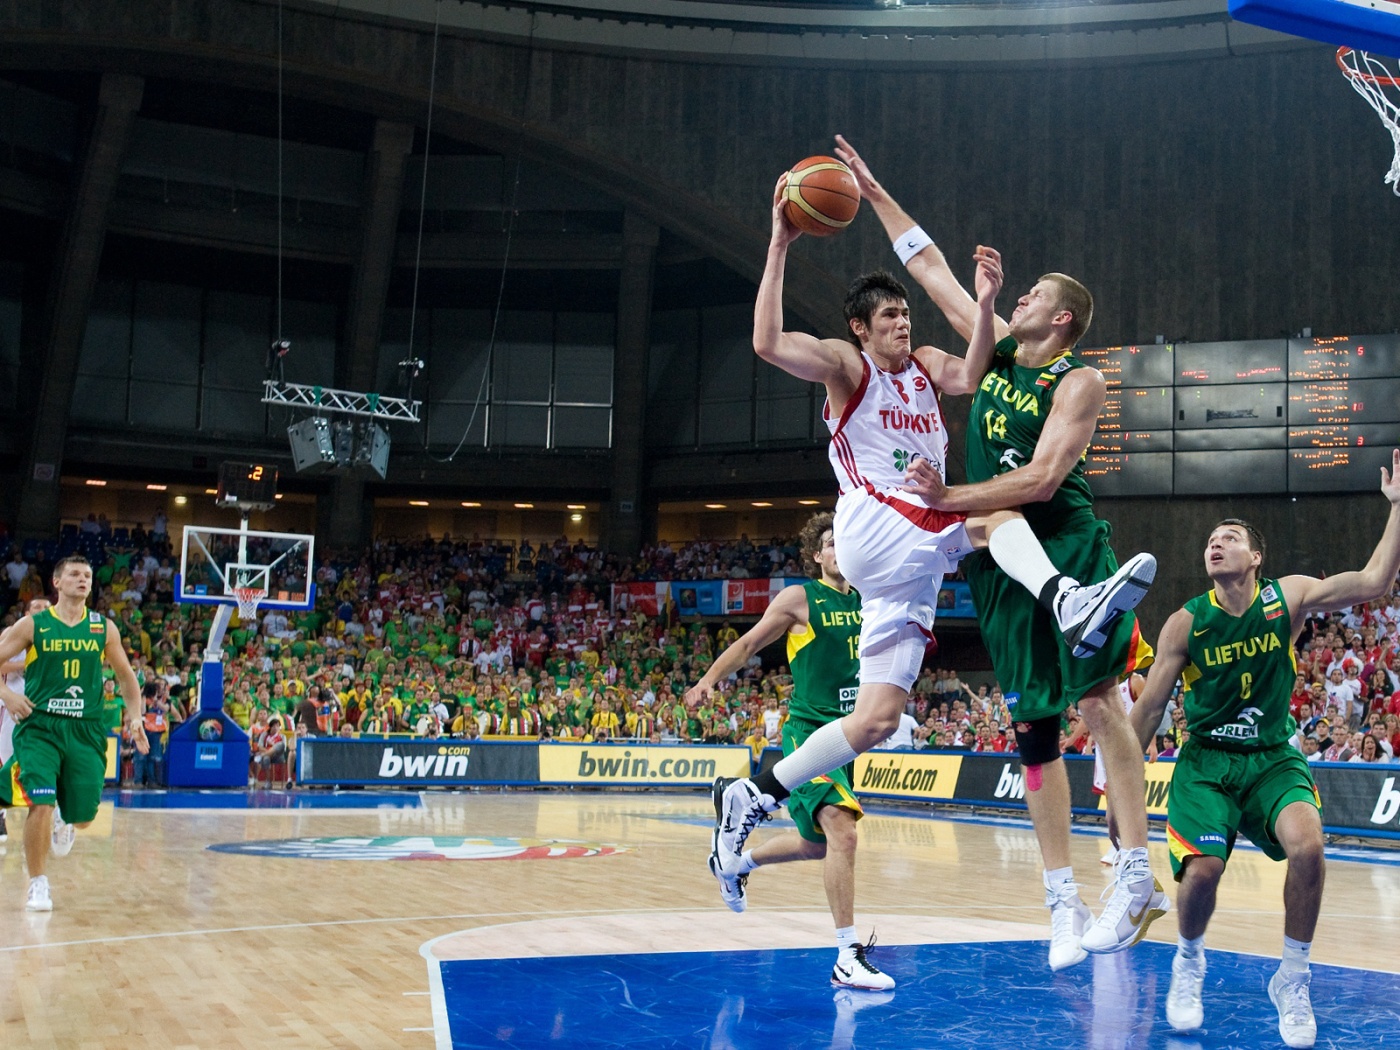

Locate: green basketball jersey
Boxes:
[785,580,861,725]
[25,607,110,721]
[967,337,1096,532]
[1180,578,1296,751]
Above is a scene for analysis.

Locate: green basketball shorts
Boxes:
[782,716,862,844]
[0,712,108,824]
[1165,741,1321,880]
[964,513,1154,724]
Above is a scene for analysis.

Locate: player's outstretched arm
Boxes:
[754,173,851,387]
[106,620,150,755]
[834,134,1011,346]
[918,246,1003,396]
[1129,608,1192,751]
[1281,448,1400,626]
[686,584,806,706]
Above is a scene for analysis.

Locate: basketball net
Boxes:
[233,586,266,622]
[1337,47,1400,195]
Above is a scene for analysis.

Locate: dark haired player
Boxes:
[711,174,1157,938]
[690,512,891,990]
[0,555,148,910]
[1130,454,1400,1048]
[833,135,1168,968]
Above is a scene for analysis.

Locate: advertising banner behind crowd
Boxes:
[1311,763,1400,838]
[613,578,973,619]
[538,743,750,786]
[852,751,965,801]
[296,741,1400,841]
[298,740,539,786]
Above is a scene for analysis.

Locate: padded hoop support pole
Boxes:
[198,604,233,714]
[205,603,234,665]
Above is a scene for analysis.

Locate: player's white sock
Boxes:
[770,720,860,792]
[987,519,1069,604]
[1044,865,1076,896]
[735,849,758,874]
[1281,935,1311,974]
[836,925,859,954]
[1177,933,1205,958]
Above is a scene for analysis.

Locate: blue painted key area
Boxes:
[439,939,1400,1049]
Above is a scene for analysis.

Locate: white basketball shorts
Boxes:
[833,484,970,691]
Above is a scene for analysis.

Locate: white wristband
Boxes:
[893,224,934,265]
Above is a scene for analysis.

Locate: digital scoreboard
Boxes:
[1081,335,1400,496]
[216,462,279,508]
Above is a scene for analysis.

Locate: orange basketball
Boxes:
[782,156,860,237]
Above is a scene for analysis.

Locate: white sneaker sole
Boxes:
[1068,553,1157,659]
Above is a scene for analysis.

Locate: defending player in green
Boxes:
[1129,448,1400,1049]
[689,512,892,991]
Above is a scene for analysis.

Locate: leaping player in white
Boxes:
[710,175,1157,933]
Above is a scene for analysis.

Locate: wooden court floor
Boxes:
[1,791,1397,1049]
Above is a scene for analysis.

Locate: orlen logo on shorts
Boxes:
[378,746,470,779]
[995,764,1025,800]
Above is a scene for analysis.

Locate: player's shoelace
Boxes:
[849,932,882,974]
[731,793,772,850]
[1274,972,1313,1025]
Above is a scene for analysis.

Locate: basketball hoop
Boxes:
[1337,46,1400,195]
[233,586,266,621]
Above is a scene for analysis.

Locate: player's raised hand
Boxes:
[974,245,1003,303]
[899,455,950,506]
[833,134,886,203]
[771,172,802,247]
[1381,448,1400,505]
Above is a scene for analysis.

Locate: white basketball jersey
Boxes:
[826,352,949,499]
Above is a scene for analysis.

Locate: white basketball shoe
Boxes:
[1053,553,1157,658]
[1166,950,1206,1032]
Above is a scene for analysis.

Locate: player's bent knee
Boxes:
[1014,715,1062,767]
[846,710,900,748]
[1180,854,1226,885]
[75,821,93,830]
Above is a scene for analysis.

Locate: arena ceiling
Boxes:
[301,0,1307,66]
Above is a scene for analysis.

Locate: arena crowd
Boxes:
[2,522,1399,787]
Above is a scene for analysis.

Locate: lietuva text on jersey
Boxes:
[978,373,1042,416]
[1199,633,1284,667]
[826,353,950,498]
[36,638,103,653]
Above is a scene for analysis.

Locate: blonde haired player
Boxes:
[831,135,1168,970]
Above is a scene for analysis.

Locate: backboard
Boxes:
[1230,0,1400,56]
[175,524,316,612]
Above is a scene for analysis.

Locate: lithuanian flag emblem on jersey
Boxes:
[1035,373,1055,388]
[1260,583,1284,621]
[89,611,106,634]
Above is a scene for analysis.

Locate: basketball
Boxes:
[782,155,860,237]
